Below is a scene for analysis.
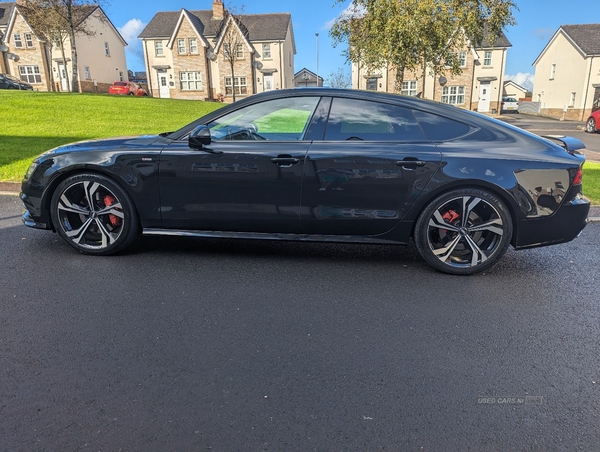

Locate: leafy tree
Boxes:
[326,68,351,88]
[330,0,517,92]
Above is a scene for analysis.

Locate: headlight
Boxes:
[23,161,40,181]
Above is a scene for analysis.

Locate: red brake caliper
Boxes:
[103,195,121,226]
[441,209,460,233]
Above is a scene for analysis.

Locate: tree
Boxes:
[326,68,351,88]
[330,0,517,92]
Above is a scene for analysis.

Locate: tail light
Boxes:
[573,167,583,186]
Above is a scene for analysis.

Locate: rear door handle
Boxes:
[396,159,427,169]
[271,157,300,166]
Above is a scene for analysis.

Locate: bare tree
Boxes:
[217,10,251,102]
[326,68,351,89]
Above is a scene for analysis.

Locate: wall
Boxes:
[170,18,210,100]
[143,38,174,98]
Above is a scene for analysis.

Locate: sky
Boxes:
[107,0,599,92]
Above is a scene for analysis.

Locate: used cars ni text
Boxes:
[21,89,590,275]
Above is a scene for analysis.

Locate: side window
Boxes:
[324,98,425,141]
[412,110,471,141]
[207,97,320,141]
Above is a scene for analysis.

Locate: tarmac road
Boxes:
[1,194,599,450]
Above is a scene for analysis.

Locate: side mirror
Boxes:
[189,125,211,149]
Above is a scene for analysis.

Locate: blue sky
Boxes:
[108,0,597,91]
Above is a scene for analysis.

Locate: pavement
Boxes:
[3,181,599,221]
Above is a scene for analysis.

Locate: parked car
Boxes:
[20,88,590,275]
[0,73,33,90]
[501,97,519,113]
[108,81,147,96]
[585,96,600,133]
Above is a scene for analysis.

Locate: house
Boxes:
[293,68,322,87]
[503,80,528,99]
[138,0,295,100]
[351,29,511,113]
[532,24,600,121]
[0,1,127,92]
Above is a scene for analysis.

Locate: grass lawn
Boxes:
[583,161,600,203]
[0,91,222,181]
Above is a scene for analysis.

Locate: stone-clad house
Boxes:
[352,30,511,113]
[532,24,600,121]
[0,1,127,92]
[138,0,295,100]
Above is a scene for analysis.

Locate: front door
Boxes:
[158,96,321,233]
[478,82,491,112]
[57,63,68,91]
[158,72,170,98]
[263,73,274,91]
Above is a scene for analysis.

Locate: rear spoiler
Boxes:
[541,135,586,155]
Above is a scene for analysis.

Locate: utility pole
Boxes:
[315,33,319,87]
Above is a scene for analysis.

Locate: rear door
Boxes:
[301,97,442,236]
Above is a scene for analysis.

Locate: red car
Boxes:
[585,89,600,133]
[108,81,147,96]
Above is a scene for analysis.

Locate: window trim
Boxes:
[25,33,34,48]
[402,80,418,97]
[13,33,23,48]
[104,41,110,57]
[483,51,492,67]
[189,38,198,54]
[550,64,556,80]
[177,38,186,54]
[262,43,271,59]
[441,85,466,105]
[154,41,164,57]
[18,65,42,84]
[180,71,203,91]
[224,76,247,95]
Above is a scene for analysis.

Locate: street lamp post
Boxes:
[315,33,319,87]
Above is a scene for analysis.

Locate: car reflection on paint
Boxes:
[20,88,590,275]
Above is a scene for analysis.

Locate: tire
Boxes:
[50,173,140,255]
[414,189,513,275]
[585,117,596,133]
[129,91,134,96]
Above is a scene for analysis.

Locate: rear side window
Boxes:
[412,109,471,141]
[114,82,128,86]
[325,98,425,141]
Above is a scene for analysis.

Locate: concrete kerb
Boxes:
[2,181,599,223]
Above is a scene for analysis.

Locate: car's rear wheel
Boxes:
[129,91,134,96]
[414,189,513,275]
[50,173,140,255]
[586,117,596,133]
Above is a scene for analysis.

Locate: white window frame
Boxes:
[84,66,91,79]
[458,51,467,67]
[25,33,34,48]
[189,38,198,54]
[550,64,556,80]
[177,38,186,54]
[262,43,271,59]
[154,41,164,57]
[483,51,492,66]
[402,80,418,97]
[13,34,23,48]
[180,71,203,91]
[225,76,247,95]
[569,92,576,107]
[104,42,110,57]
[235,43,244,59]
[441,86,465,105]
[18,65,42,84]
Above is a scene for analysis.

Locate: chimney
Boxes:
[212,0,224,20]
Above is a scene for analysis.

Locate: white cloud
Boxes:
[118,18,147,72]
[323,3,365,30]
[505,72,534,91]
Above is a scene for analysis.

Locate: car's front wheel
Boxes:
[586,117,596,133]
[414,189,513,275]
[50,173,140,255]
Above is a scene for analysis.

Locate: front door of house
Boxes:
[263,73,274,91]
[478,82,491,112]
[57,63,69,91]
[158,72,170,98]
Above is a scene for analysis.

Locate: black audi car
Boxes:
[0,73,33,90]
[21,89,590,275]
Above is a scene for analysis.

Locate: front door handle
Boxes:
[396,158,427,169]
[271,156,301,166]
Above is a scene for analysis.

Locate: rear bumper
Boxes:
[514,195,590,249]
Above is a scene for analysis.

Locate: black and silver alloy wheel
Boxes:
[50,173,139,255]
[586,117,596,133]
[414,189,513,275]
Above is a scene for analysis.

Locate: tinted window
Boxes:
[412,110,471,141]
[325,98,425,141]
[207,97,320,141]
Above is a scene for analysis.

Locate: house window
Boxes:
[13,34,23,48]
[550,64,556,79]
[441,86,465,105]
[235,43,244,59]
[119,71,124,81]
[25,33,34,48]
[483,51,492,66]
[104,42,110,56]
[402,80,417,97]
[189,38,198,54]
[18,65,42,84]
[366,77,377,91]
[180,71,202,90]
[262,43,271,59]
[155,41,164,56]
[225,76,247,95]
[569,92,576,107]
[458,51,467,67]
[177,39,186,54]
[84,66,90,79]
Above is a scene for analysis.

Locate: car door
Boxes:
[300,96,442,236]
[159,96,321,233]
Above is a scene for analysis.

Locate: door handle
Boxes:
[396,159,426,169]
[271,157,300,166]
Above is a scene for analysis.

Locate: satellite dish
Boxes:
[438,76,447,86]
[253,60,263,70]
[206,49,216,60]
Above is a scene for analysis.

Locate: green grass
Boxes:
[0,91,222,181]
[583,161,600,203]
